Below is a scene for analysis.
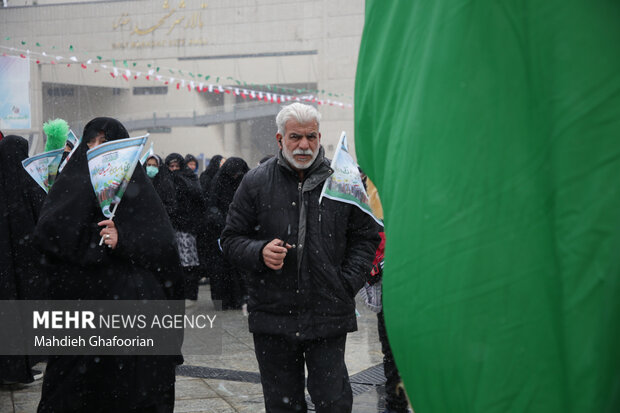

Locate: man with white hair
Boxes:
[222,103,380,413]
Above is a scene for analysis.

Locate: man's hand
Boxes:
[98,219,119,249]
[262,238,292,270]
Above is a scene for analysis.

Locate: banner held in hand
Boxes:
[86,135,148,245]
[66,129,78,148]
[319,131,383,226]
[57,129,80,174]
[21,148,64,193]
[139,142,154,165]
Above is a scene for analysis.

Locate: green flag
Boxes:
[355,2,620,412]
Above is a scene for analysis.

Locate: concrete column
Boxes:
[30,59,44,154]
[223,93,237,155]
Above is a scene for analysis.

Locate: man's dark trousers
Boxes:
[253,333,353,413]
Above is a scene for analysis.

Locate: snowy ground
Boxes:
[1,284,388,413]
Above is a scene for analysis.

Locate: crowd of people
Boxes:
[146,150,251,310]
[0,103,408,413]
[0,117,255,410]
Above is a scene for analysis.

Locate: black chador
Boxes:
[34,118,183,412]
[0,135,47,384]
[145,154,177,219]
[196,154,223,284]
[198,154,223,199]
[164,153,206,301]
[206,157,249,309]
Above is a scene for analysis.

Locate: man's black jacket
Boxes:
[221,148,381,339]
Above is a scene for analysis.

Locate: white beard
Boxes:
[282,146,319,170]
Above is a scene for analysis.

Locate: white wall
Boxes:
[0,0,364,160]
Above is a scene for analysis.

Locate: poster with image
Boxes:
[0,55,31,130]
[87,135,148,218]
[66,129,79,148]
[57,130,81,174]
[21,149,64,193]
[319,132,382,225]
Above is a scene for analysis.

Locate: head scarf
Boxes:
[208,157,250,214]
[184,153,199,170]
[199,154,223,193]
[164,153,204,233]
[146,154,162,167]
[165,153,185,170]
[83,116,130,144]
[205,157,249,240]
[144,154,162,179]
[146,154,177,218]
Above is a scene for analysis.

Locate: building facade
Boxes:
[0,0,363,166]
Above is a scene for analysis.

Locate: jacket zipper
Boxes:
[297,181,303,291]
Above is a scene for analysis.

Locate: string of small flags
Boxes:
[0,39,353,107]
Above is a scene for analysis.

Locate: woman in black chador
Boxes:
[196,154,223,283]
[0,135,47,384]
[144,154,177,219]
[206,157,249,309]
[34,118,182,412]
[165,153,207,302]
[198,154,223,198]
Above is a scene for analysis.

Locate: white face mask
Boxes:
[282,146,319,170]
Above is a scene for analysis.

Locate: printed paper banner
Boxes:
[319,132,382,225]
[139,142,154,165]
[57,132,81,174]
[66,129,78,148]
[46,149,64,188]
[87,135,148,218]
[21,149,64,193]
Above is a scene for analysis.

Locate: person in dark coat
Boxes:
[34,117,182,412]
[196,154,224,284]
[145,154,177,219]
[165,153,207,302]
[0,135,47,384]
[205,157,249,310]
[198,155,224,195]
[221,103,380,413]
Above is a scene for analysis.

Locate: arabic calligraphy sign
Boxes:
[111,1,208,50]
[113,1,206,36]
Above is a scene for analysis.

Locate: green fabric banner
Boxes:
[355,2,620,412]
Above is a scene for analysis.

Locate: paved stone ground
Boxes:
[1,285,397,413]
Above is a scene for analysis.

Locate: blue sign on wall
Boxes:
[0,56,31,130]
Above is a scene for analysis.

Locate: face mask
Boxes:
[146,165,159,178]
